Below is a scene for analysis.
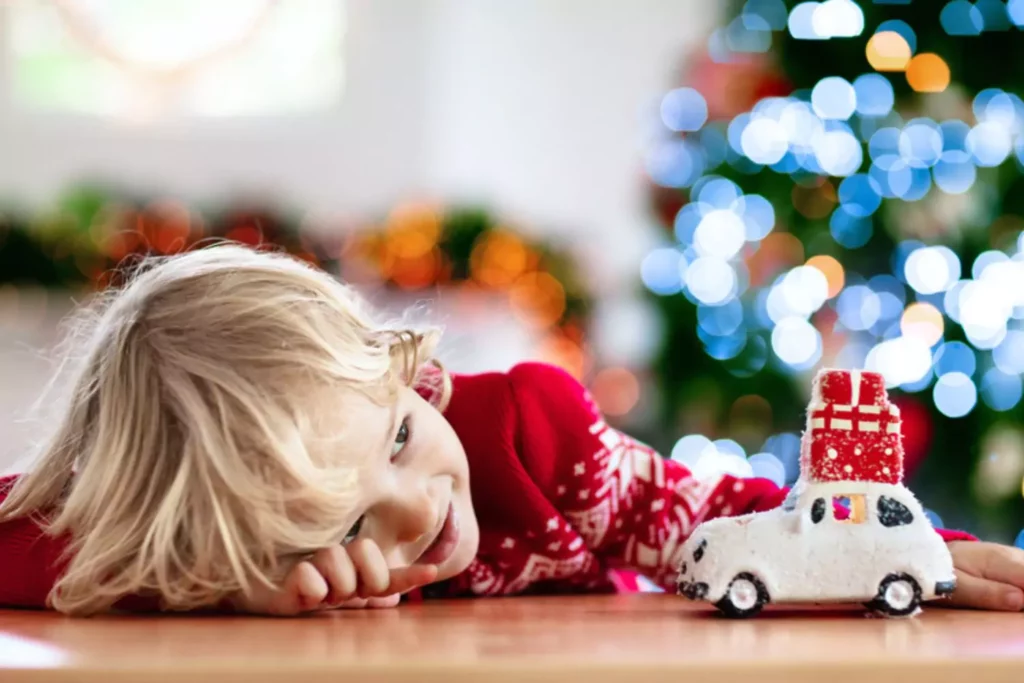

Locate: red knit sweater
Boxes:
[0,362,973,609]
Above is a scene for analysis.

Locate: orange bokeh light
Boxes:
[806,255,845,299]
[901,302,944,346]
[470,231,530,288]
[510,272,566,328]
[792,180,836,220]
[866,31,912,72]
[590,367,641,417]
[906,53,950,93]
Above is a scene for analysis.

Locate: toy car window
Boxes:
[877,496,914,527]
[833,494,867,524]
[810,498,826,523]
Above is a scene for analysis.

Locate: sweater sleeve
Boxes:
[507,363,974,592]
[0,476,68,609]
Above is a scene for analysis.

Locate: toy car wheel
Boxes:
[715,572,769,618]
[869,573,922,617]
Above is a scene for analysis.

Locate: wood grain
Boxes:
[1,595,1022,683]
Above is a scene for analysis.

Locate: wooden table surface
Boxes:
[0,595,1022,683]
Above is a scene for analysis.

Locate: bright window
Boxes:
[833,494,867,524]
[7,0,346,121]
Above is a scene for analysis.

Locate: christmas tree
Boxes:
[643,0,1024,543]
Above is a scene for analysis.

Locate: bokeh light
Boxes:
[743,0,789,30]
[934,341,977,377]
[771,316,822,367]
[686,256,737,305]
[993,330,1024,374]
[694,209,747,259]
[876,19,917,53]
[939,0,984,36]
[812,77,856,120]
[748,452,786,486]
[866,31,912,72]
[806,255,845,298]
[853,73,894,117]
[838,173,882,216]
[660,87,708,132]
[865,335,932,387]
[980,368,1023,412]
[830,206,873,248]
[904,245,960,294]
[933,371,978,418]
[837,284,881,330]
[967,122,1012,167]
[641,247,686,295]
[906,53,951,93]
[591,367,642,417]
[900,302,944,346]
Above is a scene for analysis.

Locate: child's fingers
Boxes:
[386,564,439,595]
[277,561,329,614]
[946,570,1024,611]
[309,546,358,604]
[346,539,391,596]
[981,544,1024,588]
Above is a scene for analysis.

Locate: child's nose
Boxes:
[389,491,439,544]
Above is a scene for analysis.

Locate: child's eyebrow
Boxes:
[379,399,399,456]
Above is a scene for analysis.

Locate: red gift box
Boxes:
[800,369,904,485]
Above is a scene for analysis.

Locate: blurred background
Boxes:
[1,0,1022,544]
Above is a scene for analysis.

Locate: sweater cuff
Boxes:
[936,527,977,543]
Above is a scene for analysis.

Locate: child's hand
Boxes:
[234,539,439,616]
[942,541,1024,611]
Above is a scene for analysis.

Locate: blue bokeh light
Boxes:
[975,0,1012,31]
[830,206,873,248]
[900,119,944,169]
[939,0,984,36]
[748,452,786,487]
[738,193,776,241]
[853,73,894,118]
[743,0,788,30]
[1010,0,1024,26]
[641,248,686,295]
[933,153,977,194]
[993,330,1024,373]
[968,122,1013,167]
[838,285,882,330]
[660,87,708,132]
[646,139,705,188]
[941,120,971,153]
[698,299,745,336]
[760,432,801,484]
[933,341,976,377]
[838,173,882,217]
[698,126,729,169]
[726,15,772,53]
[696,176,744,208]
[933,371,978,418]
[980,368,1023,411]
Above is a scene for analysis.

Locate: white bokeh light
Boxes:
[812,0,864,38]
[811,77,857,120]
[813,129,862,176]
[741,117,789,164]
[904,246,960,294]
[771,316,822,366]
[693,209,747,259]
[959,279,1013,345]
[865,336,932,388]
[685,257,738,305]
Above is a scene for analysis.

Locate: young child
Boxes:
[0,245,1022,616]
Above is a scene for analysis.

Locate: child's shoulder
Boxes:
[451,362,586,406]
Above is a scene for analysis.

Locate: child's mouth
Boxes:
[418,501,459,566]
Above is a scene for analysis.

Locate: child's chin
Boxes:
[439,528,480,580]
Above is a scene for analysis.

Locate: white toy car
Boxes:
[676,478,956,618]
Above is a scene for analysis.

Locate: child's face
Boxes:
[333,383,479,583]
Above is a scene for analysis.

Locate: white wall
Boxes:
[0,0,718,471]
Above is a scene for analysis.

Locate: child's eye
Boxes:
[390,419,410,459]
[343,515,365,544]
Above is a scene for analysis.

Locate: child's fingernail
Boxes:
[1005,590,1024,611]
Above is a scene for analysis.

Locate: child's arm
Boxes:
[0,476,69,608]
[508,363,974,593]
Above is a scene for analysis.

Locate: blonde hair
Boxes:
[0,244,450,615]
